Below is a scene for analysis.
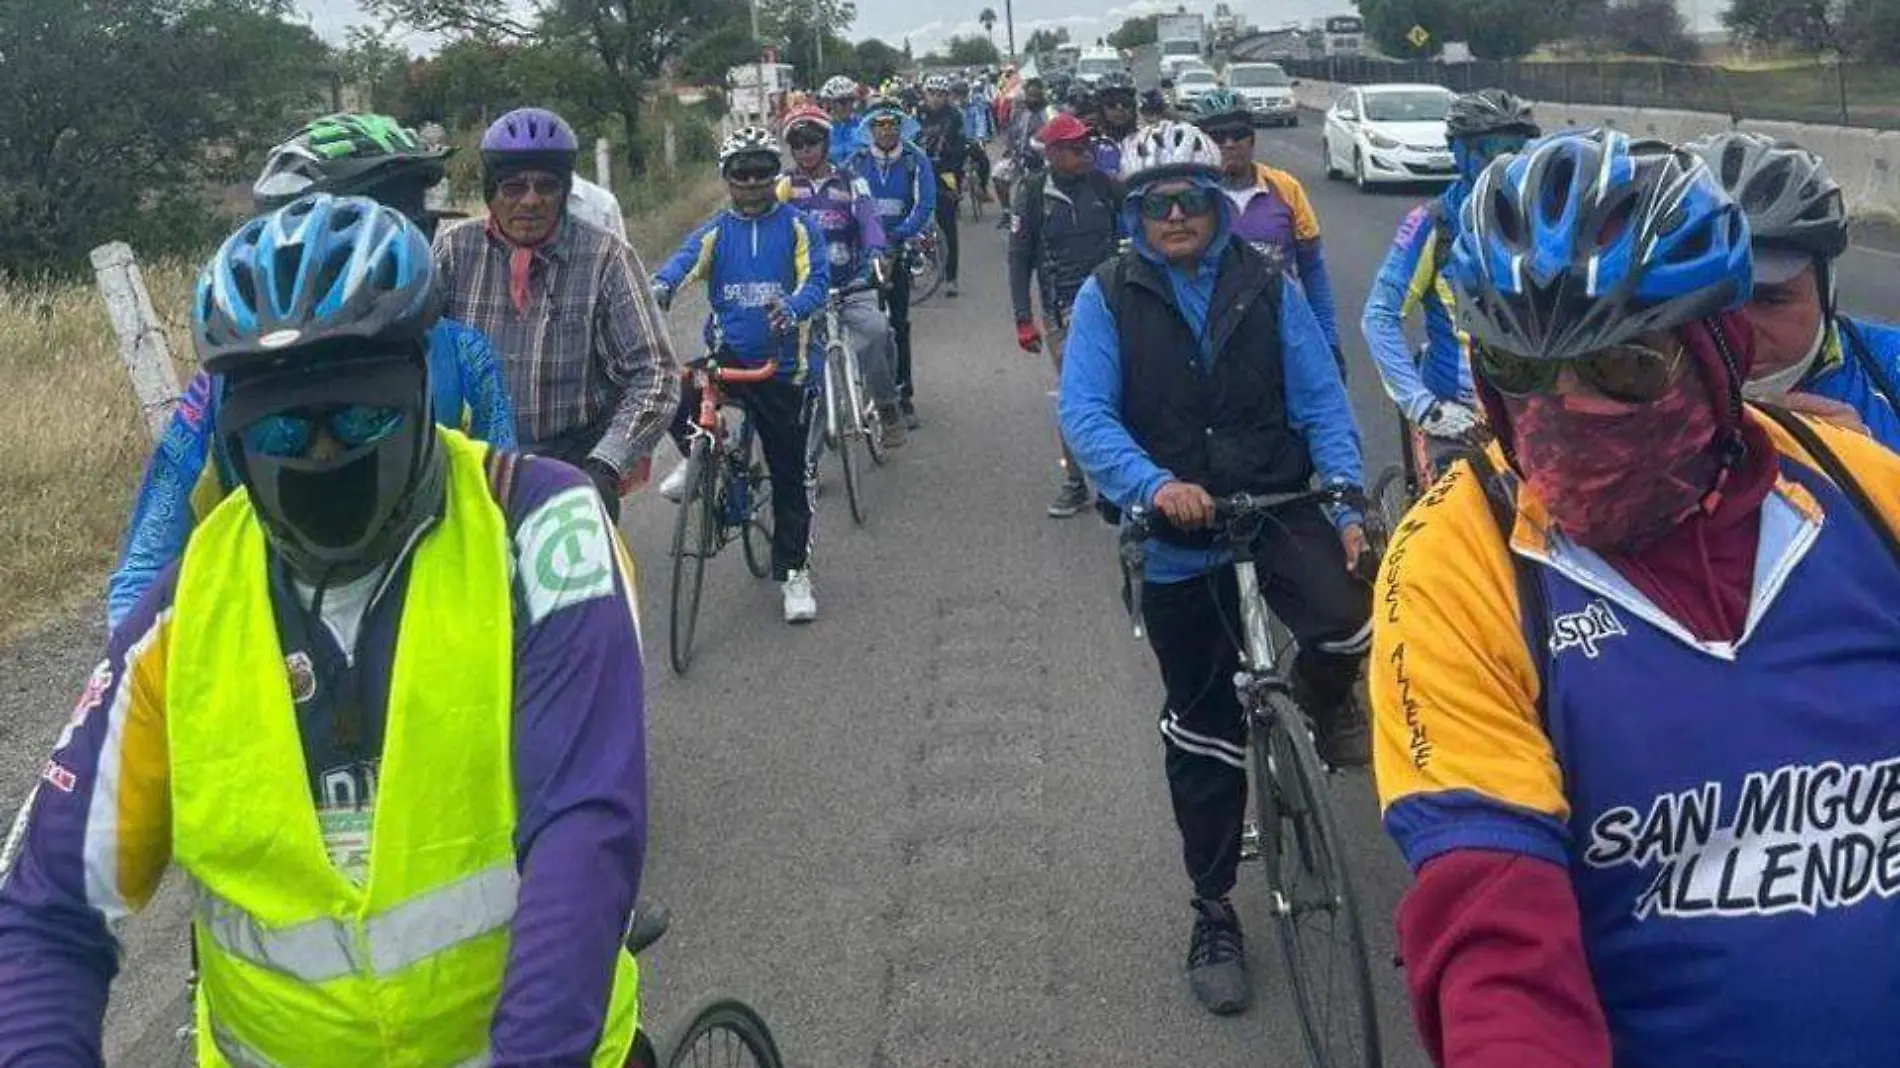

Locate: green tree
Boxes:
[937,33,1001,65]
[1456,0,1557,58]
[338,27,416,116]
[1576,0,1697,59]
[0,0,333,277]
[678,23,760,85]
[1722,0,1839,53]
[1107,15,1158,49]
[851,37,907,82]
[1024,26,1071,56]
[365,0,748,176]
[979,7,998,48]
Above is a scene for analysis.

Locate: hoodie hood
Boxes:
[1124,173,1232,271]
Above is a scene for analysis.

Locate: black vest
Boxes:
[1097,242,1312,546]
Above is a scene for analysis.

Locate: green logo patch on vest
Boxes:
[518,486,616,624]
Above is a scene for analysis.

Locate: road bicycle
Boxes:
[161,902,786,1068]
[903,227,946,306]
[669,344,779,675]
[1121,488,1382,1068]
[808,278,891,527]
[1369,406,1493,548]
[961,154,988,222]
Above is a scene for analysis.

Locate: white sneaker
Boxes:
[658,463,688,503]
[781,569,817,624]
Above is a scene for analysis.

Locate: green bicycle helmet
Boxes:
[1191,89,1251,129]
[253,113,451,212]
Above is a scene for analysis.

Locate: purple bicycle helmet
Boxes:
[481,107,579,199]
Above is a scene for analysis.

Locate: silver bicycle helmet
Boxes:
[1684,131,1848,261]
[718,126,782,171]
[1118,121,1222,186]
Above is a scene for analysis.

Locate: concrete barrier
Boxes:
[1293,78,1899,218]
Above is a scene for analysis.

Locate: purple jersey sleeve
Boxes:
[489,457,649,1066]
[0,568,182,1063]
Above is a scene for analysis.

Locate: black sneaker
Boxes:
[1313,698,1372,769]
[1187,897,1251,1015]
[1046,480,1090,518]
[901,401,921,431]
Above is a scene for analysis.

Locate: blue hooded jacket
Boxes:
[1058,176,1365,583]
[1802,315,1900,450]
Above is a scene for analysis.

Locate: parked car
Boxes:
[1170,66,1220,109]
[1321,83,1455,191]
[1226,62,1298,127]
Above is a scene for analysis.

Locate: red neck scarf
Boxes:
[486,215,560,316]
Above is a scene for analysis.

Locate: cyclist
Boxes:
[821,75,864,165]
[1139,88,1170,126]
[1065,84,1099,128]
[435,107,680,521]
[773,104,908,453]
[570,172,630,242]
[995,74,1051,217]
[108,112,518,629]
[954,78,995,203]
[651,127,828,623]
[1374,127,1900,1068]
[0,196,648,1067]
[849,98,936,429]
[1010,112,1125,518]
[917,73,968,298]
[1361,88,1539,477]
[1090,72,1140,175]
[1058,122,1372,1016]
[1189,89,1345,374]
[1687,131,1900,448]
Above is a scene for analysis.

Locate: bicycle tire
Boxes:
[910,232,945,305]
[738,420,774,580]
[834,350,867,525]
[858,350,889,468]
[1369,464,1412,559]
[668,438,714,675]
[661,997,787,1068]
[1251,691,1381,1068]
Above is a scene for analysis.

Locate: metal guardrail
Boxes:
[1281,56,1900,131]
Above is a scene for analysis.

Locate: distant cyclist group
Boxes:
[2,45,1899,1068]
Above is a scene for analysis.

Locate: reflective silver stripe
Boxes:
[366,864,519,975]
[192,863,519,983]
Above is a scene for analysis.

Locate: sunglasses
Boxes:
[1204,125,1253,145]
[786,131,828,150]
[1138,187,1218,221]
[497,176,564,200]
[240,405,405,459]
[724,160,780,184]
[1476,341,1685,403]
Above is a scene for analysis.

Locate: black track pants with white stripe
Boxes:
[1139,501,1372,901]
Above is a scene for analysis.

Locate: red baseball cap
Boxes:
[1034,113,1092,148]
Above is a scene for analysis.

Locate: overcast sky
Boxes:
[296,1,1721,57]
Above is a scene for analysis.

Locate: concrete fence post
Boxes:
[596,138,613,190]
[664,123,678,172]
[90,242,180,444]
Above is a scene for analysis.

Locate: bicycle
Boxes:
[1121,488,1382,1068]
[1369,406,1493,550]
[961,154,988,222]
[669,345,779,675]
[810,278,891,526]
[903,227,946,306]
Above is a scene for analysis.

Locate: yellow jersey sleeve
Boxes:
[1257,165,1323,243]
[1754,405,1900,526]
[1370,460,1572,871]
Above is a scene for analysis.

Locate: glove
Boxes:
[650,282,673,311]
[1016,320,1043,354]
[767,302,795,335]
[1418,400,1479,441]
[869,254,892,288]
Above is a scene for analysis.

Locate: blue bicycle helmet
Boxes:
[1448,128,1751,363]
[193,194,444,585]
[1190,89,1251,128]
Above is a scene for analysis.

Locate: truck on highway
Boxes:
[1156,11,1206,66]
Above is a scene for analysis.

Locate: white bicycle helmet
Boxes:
[820,76,859,102]
[1118,121,1222,186]
[718,126,781,171]
[924,74,952,92]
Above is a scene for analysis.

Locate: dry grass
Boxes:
[0,172,724,645]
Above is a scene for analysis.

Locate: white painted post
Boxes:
[90,242,180,443]
[663,123,678,172]
[596,138,612,190]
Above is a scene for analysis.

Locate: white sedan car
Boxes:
[1170,67,1220,109]
[1321,83,1457,191]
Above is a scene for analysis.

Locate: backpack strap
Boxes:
[1839,317,1900,416]
[1752,402,1900,570]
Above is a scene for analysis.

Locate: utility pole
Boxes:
[1005,0,1017,61]
[815,0,825,72]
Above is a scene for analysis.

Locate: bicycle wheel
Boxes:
[832,349,866,526]
[1369,464,1412,557]
[1251,691,1381,1068]
[661,997,786,1068]
[737,420,774,580]
[910,233,945,305]
[856,346,889,468]
[668,438,715,675]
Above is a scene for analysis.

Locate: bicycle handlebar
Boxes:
[830,278,882,300]
[1119,486,1362,545]
[683,350,779,385]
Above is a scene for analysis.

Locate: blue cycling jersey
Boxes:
[1361,188,1475,421]
[1802,315,1900,452]
[104,318,517,628]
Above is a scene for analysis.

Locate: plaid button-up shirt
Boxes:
[433,217,679,474]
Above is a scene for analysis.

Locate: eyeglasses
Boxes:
[239,405,405,459]
[1461,133,1531,163]
[1475,341,1685,403]
[724,160,780,184]
[1203,125,1253,145]
[1138,187,1218,221]
[786,131,828,150]
[497,176,564,200]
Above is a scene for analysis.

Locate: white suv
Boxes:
[1226,63,1298,128]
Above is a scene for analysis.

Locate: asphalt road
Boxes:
[0,111,1892,1066]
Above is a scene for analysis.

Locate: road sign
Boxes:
[1407,24,1430,49]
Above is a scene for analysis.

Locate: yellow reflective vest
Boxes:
[166,430,639,1067]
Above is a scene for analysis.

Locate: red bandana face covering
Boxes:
[1504,362,1723,554]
